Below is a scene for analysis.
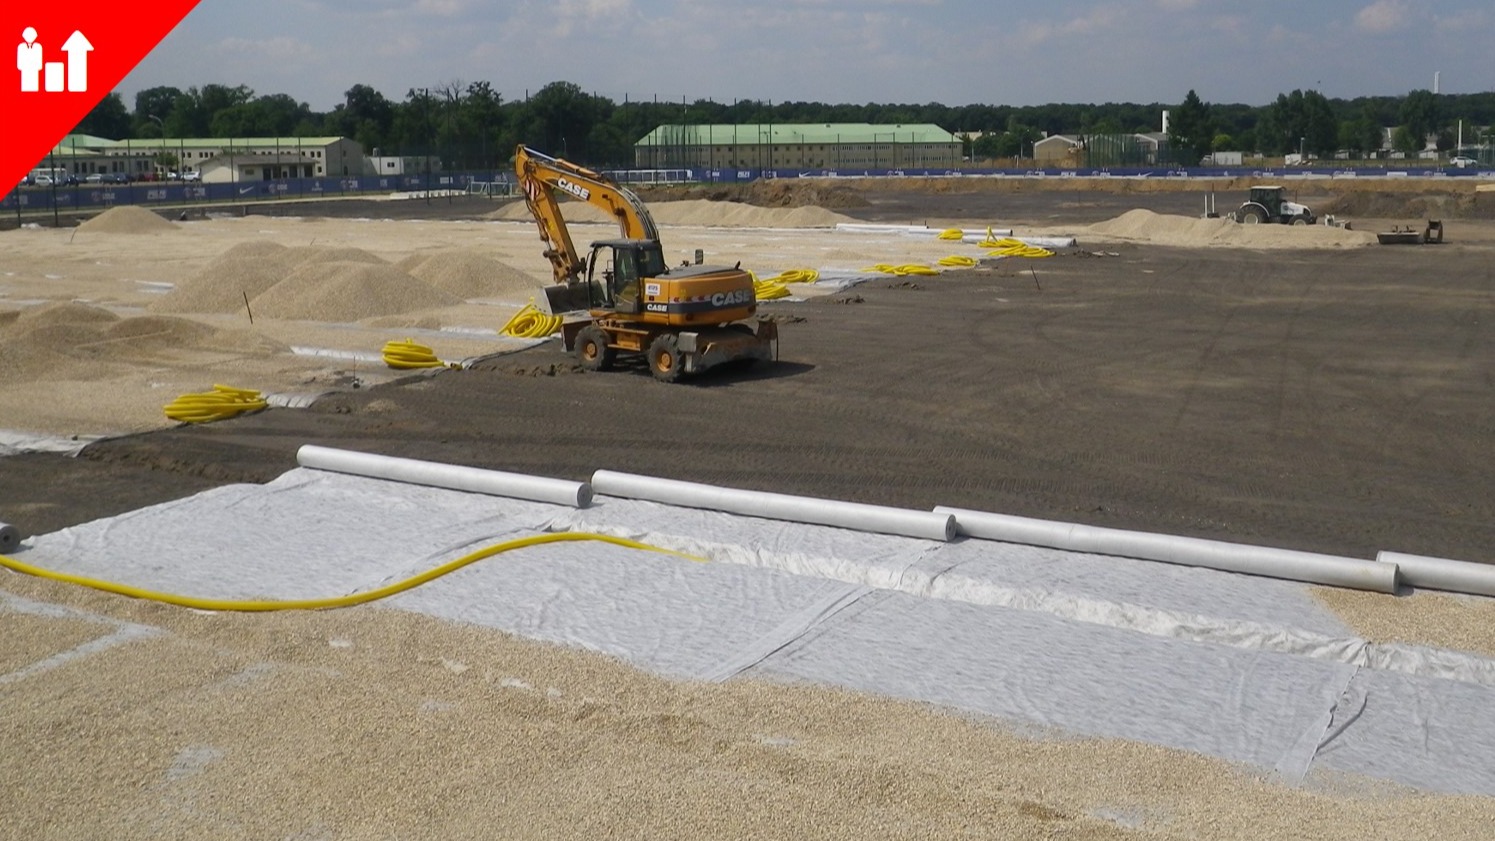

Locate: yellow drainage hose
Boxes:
[500,300,563,338]
[163,385,267,424]
[982,234,1055,258]
[760,268,819,284]
[938,228,965,241]
[0,532,703,613]
[748,269,791,300]
[861,263,941,277]
[382,338,461,370]
[937,255,978,268]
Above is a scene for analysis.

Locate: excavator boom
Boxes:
[515,145,660,289]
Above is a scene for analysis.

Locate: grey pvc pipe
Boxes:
[296,445,592,508]
[1377,551,1495,597]
[0,521,19,554]
[592,470,956,542]
[934,506,1398,593]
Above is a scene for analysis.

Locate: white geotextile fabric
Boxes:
[15,467,1495,795]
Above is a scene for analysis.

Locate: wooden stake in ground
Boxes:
[243,290,254,324]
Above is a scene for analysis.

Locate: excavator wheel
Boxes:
[575,325,615,372]
[646,334,683,383]
[1290,215,1309,226]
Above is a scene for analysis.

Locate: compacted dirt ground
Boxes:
[2,187,1491,561]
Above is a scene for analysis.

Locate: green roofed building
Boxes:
[633,123,960,170]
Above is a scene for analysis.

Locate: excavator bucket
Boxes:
[535,282,595,316]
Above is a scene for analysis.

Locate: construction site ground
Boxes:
[2,179,1494,839]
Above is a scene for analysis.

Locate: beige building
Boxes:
[37,135,364,180]
[634,123,961,170]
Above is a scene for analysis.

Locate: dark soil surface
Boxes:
[2,191,1491,567]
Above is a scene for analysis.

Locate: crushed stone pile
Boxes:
[1085,209,1378,248]
[0,302,284,384]
[151,243,424,318]
[250,261,461,322]
[487,198,858,228]
[76,205,177,234]
[395,250,543,299]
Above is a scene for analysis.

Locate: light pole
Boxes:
[1299,136,1305,162]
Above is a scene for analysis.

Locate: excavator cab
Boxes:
[580,239,668,314]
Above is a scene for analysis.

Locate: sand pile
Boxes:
[76,205,177,233]
[250,261,461,322]
[488,198,857,228]
[396,250,543,298]
[152,243,433,319]
[0,302,284,383]
[1085,209,1378,248]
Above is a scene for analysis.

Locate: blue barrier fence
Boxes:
[5,166,1492,214]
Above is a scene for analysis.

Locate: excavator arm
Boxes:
[514,145,661,287]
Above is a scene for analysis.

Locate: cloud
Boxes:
[1354,0,1410,34]
[1155,0,1198,9]
[216,36,315,62]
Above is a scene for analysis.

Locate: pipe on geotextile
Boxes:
[591,470,957,542]
[1377,551,1495,597]
[296,445,592,508]
[932,506,1398,594]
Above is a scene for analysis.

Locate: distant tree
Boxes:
[326,84,395,152]
[972,133,1003,159]
[1302,91,1338,157]
[76,92,131,138]
[1399,89,1440,147]
[133,86,182,124]
[1339,106,1383,157]
[1168,90,1215,163]
[1211,133,1233,152]
[1392,125,1421,155]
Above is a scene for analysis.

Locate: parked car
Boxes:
[181,170,201,182]
[1449,156,1477,168]
[85,173,106,183]
[31,175,54,186]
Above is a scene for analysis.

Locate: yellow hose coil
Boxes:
[937,255,979,268]
[0,532,704,613]
[759,268,819,285]
[500,300,563,338]
[382,338,460,370]
[938,228,965,241]
[983,235,1054,258]
[754,279,791,300]
[861,263,940,277]
[163,385,267,424]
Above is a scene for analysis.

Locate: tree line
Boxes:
[75,80,1495,170]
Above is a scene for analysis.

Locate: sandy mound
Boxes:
[250,261,461,322]
[487,199,612,224]
[152,243,395,315]
[1084,209,1378,248]
[488,198,856,228]
[0,302,285,384]
[396,250,543,298]
[76,205,177,234]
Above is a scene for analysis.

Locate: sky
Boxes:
[119,0,1495,113]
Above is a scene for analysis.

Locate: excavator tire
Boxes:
[647,334,683,383]
[575,325,615,372]
[1291,215,1309,226]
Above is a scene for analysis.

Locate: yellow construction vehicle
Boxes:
[514,145,777,382]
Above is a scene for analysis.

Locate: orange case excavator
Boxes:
[514,145,777,381]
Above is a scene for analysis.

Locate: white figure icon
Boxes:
[17,26,42,92]
[17,27,90,93]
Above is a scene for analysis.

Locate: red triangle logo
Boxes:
[1,1,202,190]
